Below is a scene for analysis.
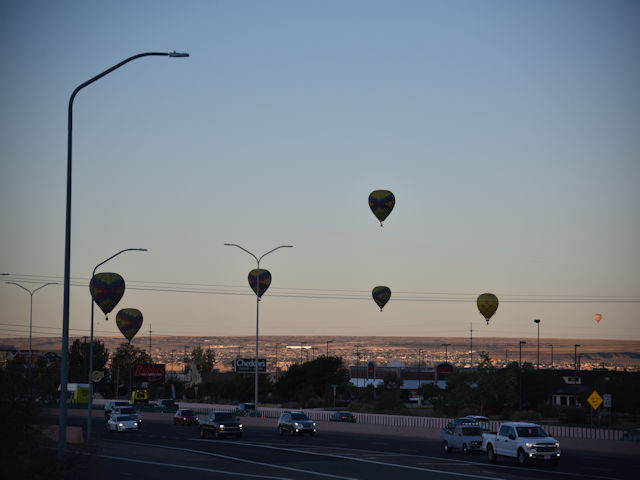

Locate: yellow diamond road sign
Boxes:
[587,390,603,410]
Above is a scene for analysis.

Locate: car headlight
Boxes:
[555,442,560,449]
[134,422,138,427]
[118,423,124,427]
[525,443,534,449]
[239,424,243,429]
[219,425,225,430]
[312,422,316,427]
[294,422,301,428]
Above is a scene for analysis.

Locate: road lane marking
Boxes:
[192,440,505,480]
[120,442,358,480]
[65,450,294,479]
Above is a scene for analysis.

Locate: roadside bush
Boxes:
[511,410,542,422]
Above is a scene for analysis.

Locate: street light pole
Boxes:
[6,282,56,370]
[59,50,188,458]
[274,343,281,381]
[519,340,526,410]
[442,343,451,363]
[574,344,581,371]
[87,248,147,441]
[534,319,541,369]
[326,340,333,357]
[548,344,554,369]
[224,243,292,412]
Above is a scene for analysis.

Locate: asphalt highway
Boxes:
[46,411,637,480]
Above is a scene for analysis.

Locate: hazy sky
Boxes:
[1,1,639,343]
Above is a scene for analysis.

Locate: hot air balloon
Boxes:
[89,272,125,320]
[477,293,499,325]
[115,308,143,343]
[368,190,395,226]
[594,313,602,323]
[372,286,391,311]
[248,269,272,298]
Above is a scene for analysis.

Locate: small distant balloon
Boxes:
[372,286,391,311]
[90,272,125,320]
[594,313,602,323]
[477,293,499,325]
[368,190,395,226]
[116,308,143,343]
[248,269,272,298]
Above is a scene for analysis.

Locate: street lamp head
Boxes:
[534,319,540,324]
[575,344,581,347]
[520,341,527,345]
[168,51,189,57]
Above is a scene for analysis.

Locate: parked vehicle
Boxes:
[107,414,139,433]
[234,403,256,417]
[104,400,132,420]
[440,424,484,454]
[155,398,178,411]
[174,408,199,425]
[111,406,143,427]
[199,411,243,439]
[482,422,560,466]
[329,411,356,423]
[466,415,490,431]
[278,411,317,436]
[622,428,640,441]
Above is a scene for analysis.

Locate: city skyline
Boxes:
[1,1,639,342]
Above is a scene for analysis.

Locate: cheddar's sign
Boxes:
[133,364,165,382]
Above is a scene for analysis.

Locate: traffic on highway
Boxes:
[54,409,636,480]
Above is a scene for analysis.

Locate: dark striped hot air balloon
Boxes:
[248,269,272,299]
[372,286,392,311]
[116,308,143,343]
[89,272,125,320]
[368,190,395,226]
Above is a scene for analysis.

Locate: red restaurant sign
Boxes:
[133,364,165,382]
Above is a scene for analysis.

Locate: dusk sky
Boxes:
[1,1,639,342]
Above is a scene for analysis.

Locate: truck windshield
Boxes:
[516,426,548,437]
[461,427,483,436]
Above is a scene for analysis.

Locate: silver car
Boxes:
[107,414,139,433]
[111,406,143,427]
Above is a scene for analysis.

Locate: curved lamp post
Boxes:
[87,248,147,441]
[60,51,188,458]
[224,243,292,411]
[6,282,56,369]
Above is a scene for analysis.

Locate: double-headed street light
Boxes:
[6,282,56,369]
[87,248,147,441]
[60,50,188,458]
[224,243,292,411]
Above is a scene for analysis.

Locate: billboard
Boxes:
[133,364,166,383]
[436,362,454,381]
[235,357,267,373]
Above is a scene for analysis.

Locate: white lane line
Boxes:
[192,440,504,480]
[66,450,293,480]
[123,442,358,480]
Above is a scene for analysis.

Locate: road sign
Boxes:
[587,390,603,410]
[603,394,612,408]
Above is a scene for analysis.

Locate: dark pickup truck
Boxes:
[199,411,243,439]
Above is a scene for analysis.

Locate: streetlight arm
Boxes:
[258,245,293,263]
[224,244,259,264]
[92,248,148,276]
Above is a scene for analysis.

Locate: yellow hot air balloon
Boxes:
[594,313,602,323]
[477,293,499,325]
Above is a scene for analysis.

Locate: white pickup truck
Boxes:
[482,422,560,466]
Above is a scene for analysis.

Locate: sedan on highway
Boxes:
[329,411,357,423]
[107,415,139,433]
[174,408,199,425]
[278,411,317,436]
